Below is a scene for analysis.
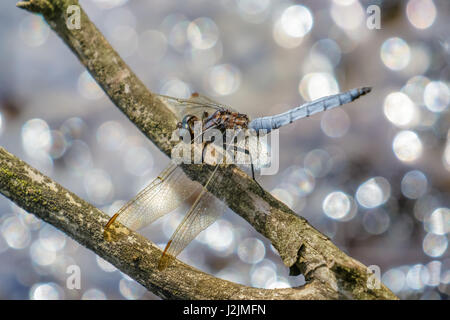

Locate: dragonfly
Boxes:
[103,87,371,270]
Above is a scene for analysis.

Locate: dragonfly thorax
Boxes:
[178,110,250,137]
[203,109,250,131]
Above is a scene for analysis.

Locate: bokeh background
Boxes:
[0,0,449,300]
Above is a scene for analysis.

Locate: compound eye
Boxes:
[180,116,191,130]
[176,122,182,128]
[203,111,209,118]
[181,114,199,130]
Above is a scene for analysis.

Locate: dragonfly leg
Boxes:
[202,140,214,163]
[243,146,256,181]
[248,162,265,193]
[232,143,260,184]
[244,145,265,192]
[248,154,265,194]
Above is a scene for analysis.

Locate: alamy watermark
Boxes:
[66,5,81,30]
[366,4,381,30]
[66,264,81,290]
[170,123,279,175]
[367,265,382,290]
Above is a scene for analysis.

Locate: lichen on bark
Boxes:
[10,0,399,300]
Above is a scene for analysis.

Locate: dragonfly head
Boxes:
[177,114,200,136]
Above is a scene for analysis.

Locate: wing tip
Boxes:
[158,240,173,271]
[104,213,119,229]
[103,213,119,242]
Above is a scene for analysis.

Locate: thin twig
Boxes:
[12,0,397,299]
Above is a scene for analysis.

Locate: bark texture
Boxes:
[11,0,398,299]
[0,147,335,299]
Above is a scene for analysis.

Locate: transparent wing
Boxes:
[158,188,226,270]
[104,162,201,239]
[189,93,238,112]
[156,93,237,119]
[158,165,226,270]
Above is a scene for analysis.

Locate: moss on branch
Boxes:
[0,147,341,299]
[14,0,398,299]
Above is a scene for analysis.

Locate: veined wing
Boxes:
[104,162,201,240]
[158,165,226,270]
[189,93,238,112]
[156,93,237,118]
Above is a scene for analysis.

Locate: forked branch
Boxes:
[12,0,397,299]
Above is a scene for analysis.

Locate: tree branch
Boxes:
[14,0,397,299]
[0,147,336,299]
